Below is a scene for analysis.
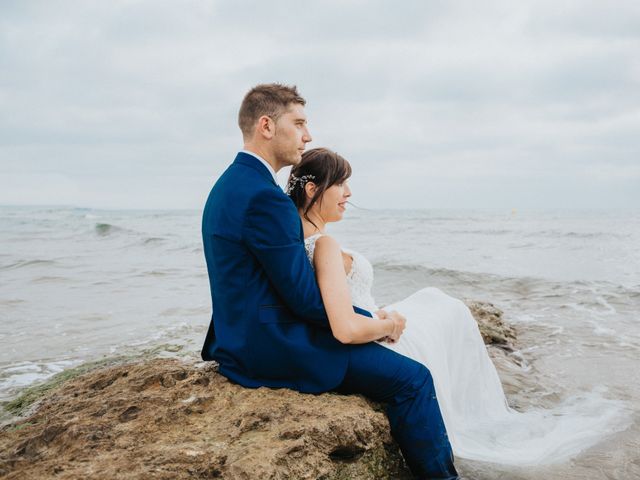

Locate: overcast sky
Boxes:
[1,0,639,210]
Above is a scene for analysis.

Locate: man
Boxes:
[201,83,458,479]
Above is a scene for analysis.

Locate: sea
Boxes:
[1,205,638,479]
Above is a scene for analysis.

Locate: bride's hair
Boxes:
[287,147,352,228]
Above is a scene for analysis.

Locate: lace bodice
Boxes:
[304,234,378,312]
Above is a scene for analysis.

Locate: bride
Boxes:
[286,147,629,466]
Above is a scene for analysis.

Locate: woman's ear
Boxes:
[304,182,317,200]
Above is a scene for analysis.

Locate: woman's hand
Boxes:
[387,310,406,342]
[375,310,406,343]
[375,310,391,342]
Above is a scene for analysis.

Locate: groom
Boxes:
[201,83,458,479]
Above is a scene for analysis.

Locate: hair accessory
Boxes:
[285,174,316,196]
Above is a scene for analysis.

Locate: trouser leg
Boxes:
[335,342,458,480]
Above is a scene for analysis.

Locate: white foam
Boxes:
[592,324,617,336]
[0,359,76,399]
[595,296,617,315]
[454,389,633,466]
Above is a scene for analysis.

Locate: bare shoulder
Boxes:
[314,236,353,277]
[313,235,343,261]
[314,234,341,252]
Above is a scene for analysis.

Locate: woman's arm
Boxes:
[313,235,396,344]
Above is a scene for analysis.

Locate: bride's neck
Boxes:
[300,209,326,238]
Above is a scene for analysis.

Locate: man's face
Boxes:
[271,103,312,168]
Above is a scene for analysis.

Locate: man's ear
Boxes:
[256,115,275,139]
[304,182,317,200]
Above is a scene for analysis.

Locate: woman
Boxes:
[286,147,629,466]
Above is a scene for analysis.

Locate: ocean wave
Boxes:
[373,262,640,300]
[530,229,629,240]
[449,229,514,235]
[94,223,122,236]
[374,262,506,284]
[0,259,56,271]
[129,268,185,278]
[142,237,166,245]
[159,306,209,317]
[30,275,70,284]
[508,242,536,249]
[94,223,142,238]
[0,299,26,307]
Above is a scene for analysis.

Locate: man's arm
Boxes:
[243,188,371,327]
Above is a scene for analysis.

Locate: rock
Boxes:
[0,301,520,479]
[465,300,517,348]
[0,359,412,480]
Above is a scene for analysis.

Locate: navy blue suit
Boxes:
[202,152,458,479]
[201,152,370,392]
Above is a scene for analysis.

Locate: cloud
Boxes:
[0,0,638,209]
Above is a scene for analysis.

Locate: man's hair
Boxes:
[238,83,306,138]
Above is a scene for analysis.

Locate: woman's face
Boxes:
[315,180,352,223]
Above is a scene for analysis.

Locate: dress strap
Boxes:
[304,233,324,267]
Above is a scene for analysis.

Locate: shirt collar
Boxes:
[239,150,278,184]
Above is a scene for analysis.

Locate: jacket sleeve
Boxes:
[243,188,371,327]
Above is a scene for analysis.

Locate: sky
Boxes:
[1,0,639,210]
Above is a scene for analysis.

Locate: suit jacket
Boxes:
[201,152,372,393]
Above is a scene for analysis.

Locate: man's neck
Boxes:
[242,145,279,172]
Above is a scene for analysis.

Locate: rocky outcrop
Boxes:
[0,359,411,480]
[466,300,517,347]
[0,302,518,479]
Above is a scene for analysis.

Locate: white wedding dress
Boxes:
[305,234,630,466]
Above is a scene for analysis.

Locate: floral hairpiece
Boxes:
[285,174,316,196]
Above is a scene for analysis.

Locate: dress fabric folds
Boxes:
[304,234,630,465]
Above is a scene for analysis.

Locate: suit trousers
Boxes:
[335,342,459,480]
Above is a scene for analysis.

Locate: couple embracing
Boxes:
[201,83,458,478]
[202,83,482,479]
[202,83,630,478]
